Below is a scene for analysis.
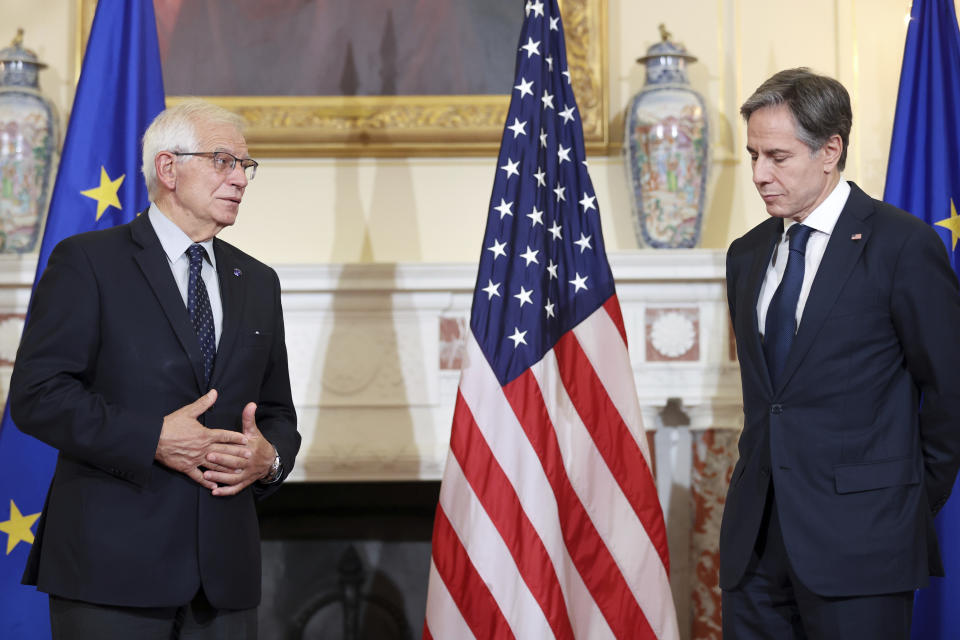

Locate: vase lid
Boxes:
[0,29,47,69]
[636,24,697,64]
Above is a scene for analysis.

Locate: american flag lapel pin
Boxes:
[850,233,862,241]
[233,268,242,277]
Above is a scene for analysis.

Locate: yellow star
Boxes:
[80,166,125,221]
[0,499,41,555]
[935,199,960,251]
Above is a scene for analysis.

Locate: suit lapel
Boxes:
[210,239,245,388]
[775,183,873,391]
[130,213,207,391]
[743,218,782,395]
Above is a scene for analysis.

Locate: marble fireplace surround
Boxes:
[0,249,742,640]
[272,249,742,483]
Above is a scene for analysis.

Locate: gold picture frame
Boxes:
[78,0,608,157]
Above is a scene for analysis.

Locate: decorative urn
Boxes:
[624,25,708,248]
[0,29,57,253]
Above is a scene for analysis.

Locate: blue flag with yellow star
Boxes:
[884,1,960,637]
[0,1,164,636]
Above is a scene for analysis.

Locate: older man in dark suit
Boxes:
[720,68,960,639]
[10,100,300,639]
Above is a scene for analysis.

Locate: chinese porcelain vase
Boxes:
[0,29,57,253]
[624,26,708,249]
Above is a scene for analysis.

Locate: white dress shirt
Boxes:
[756,179,851,335]
[148,204,223,347]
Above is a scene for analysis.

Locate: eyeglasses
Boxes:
[173,151,258,180]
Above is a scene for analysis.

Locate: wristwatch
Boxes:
[261,447,282,484]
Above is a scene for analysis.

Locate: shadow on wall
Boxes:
[265,257,430,638]
[609,50,651,250]
[258,18,433,636]
[702,34,740,249]
[278,63,427,637]
[326,10,422,264]
[702,108,736,249]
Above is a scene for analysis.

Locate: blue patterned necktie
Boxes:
[763,223,813,388]
[187,244,216,387]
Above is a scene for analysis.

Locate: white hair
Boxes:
[141,99,246,199]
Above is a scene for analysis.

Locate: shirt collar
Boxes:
[784,178,850,238]
[148,203,217,267]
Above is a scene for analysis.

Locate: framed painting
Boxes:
[78,0,608,157]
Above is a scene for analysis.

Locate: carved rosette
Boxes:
[645,307,700,362]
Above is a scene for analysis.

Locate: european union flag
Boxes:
[883,1,960,638]
[0,1,164,636]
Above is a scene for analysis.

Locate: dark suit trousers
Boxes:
[722,483,914,640]
[49,589,257,640]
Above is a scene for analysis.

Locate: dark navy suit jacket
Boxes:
[9,212,300,609]
[720,182,960,596]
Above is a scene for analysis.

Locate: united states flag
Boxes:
[423,1,678,639]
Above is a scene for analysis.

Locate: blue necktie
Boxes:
[763,224,812,388]
[187,244,216,387]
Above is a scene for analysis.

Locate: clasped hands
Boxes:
[155,389,274,496]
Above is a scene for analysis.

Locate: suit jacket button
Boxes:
[770,404,783,415]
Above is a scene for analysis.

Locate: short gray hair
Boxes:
[141,100,246,199]
[740,68,852,171]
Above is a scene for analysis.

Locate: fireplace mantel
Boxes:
[0,250,741,482]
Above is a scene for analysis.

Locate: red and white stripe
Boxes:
[425,295,678,639]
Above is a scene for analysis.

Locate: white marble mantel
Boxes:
[0,249,742,482]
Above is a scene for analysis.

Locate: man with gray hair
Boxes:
[720,67,960,638]
[9,99,300,638]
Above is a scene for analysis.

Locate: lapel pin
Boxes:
[233,268,242,277]
[850,233,862,241]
